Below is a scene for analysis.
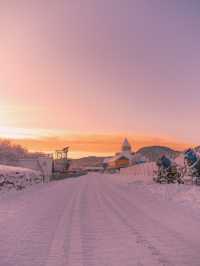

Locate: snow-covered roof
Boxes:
[0,164,40,175]
[107,151,133,163]
[103,139,135,164]
[103,157,112,163]
[104,151,148,165]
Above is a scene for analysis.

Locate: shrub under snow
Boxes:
[0,164,43,192]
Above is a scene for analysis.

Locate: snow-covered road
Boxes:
[0,173,200,266]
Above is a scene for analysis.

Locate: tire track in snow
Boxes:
[1,173,200,266]
[100,177,200,266]
[65,178,87,266]
[79,177,161,266]
[45,180,82,266]
[96,178,164,266]
[114,182,200,265]
[0,180,79,266]
[98,180,170,266]
[79,177,131,266]
[79,180,99,266]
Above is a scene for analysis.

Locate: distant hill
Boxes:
[69,146,182,168]
[136,146,180,162]
[69,156,107,169]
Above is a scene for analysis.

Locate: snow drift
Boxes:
[114,162,200,211]
[119,162,156,183]
[0,164,43,192]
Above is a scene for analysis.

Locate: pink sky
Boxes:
[0,1,200,157]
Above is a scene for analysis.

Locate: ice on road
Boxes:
[0,173,200,266]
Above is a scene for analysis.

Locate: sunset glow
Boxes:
[0,1,200,157]
[4,131,195,158]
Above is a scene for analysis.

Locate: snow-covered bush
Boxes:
[0,165,43,192]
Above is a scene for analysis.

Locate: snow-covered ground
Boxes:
[120,162,200,210]
[0,164,43,192]
[121,162,157,178]
[0,171,200,266]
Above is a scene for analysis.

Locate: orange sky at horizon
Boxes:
[4,133,195,159]
[0,126,196,158]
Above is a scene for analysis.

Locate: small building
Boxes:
[104,138,148,170]
[107,154,132,169]
[104,138,134,169]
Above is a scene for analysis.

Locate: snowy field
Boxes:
[0,171,200,266]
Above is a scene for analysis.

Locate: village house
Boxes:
[104,138,134,169]
[104,138,147,169]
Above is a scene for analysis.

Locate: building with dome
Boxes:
[104,138,135,169]
[104,138,148,169]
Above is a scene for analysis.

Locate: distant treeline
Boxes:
[0,139,45,162]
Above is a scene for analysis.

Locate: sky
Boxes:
[0,1,200,158]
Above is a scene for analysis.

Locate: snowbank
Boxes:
[143,183,200,211]
[174,154,185,166]
[0,164,43,192]
[111,162,200,211]
[119,162,156,184]
[121,162,156,177]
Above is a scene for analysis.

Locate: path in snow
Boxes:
[0,173,200,266]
